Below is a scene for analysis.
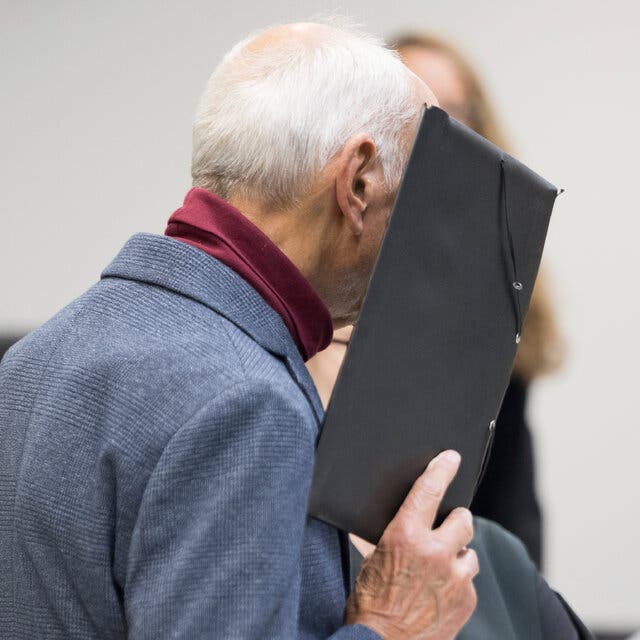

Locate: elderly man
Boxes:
[0,21,587,640]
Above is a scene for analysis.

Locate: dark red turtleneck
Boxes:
[165,188,333,361]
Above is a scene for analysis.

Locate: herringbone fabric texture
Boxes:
[0,234,379,640]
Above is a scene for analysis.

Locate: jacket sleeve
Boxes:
[123,378,379,639]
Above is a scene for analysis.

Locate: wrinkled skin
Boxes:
[345,451,478,640]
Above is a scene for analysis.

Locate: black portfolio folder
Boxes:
[308,106,560,543]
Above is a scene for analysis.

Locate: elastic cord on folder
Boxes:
[500,159,523,344]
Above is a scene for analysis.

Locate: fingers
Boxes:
[435,507,474,551]
[457,579,479,626]
[393,450,461,530]
[348,452,480,640]
[350,533,375,558]
[456,547,480,580]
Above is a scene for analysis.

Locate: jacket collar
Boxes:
[165,187,333,361]
[101,233,324,422]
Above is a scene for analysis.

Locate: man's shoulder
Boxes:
[26,269,296,398]
[3,273,312,474]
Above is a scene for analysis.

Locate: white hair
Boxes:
[191,20,419,209]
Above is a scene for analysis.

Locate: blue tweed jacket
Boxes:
[0,234,379,640]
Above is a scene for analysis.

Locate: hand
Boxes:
[345,450,478,640]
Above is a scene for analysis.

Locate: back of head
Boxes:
[192,20,417,210]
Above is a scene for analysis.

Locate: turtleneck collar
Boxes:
[165,188,333,361]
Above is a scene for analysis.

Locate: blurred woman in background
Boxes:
[307,32,564,570]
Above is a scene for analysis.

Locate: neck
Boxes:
[166,187,334,359]
[228,192,337,319]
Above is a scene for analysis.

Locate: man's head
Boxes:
[192,20,436,327]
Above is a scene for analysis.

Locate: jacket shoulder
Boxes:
[3,274,313,472]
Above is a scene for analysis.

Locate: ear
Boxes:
[335,134,380,236]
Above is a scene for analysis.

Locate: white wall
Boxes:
[2,0,639,630]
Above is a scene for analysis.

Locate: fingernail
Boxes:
[442,450,461,464]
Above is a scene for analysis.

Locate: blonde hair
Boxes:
[393,32,564,380]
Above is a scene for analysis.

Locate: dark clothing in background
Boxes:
[350,517,593,640]
[471,375,543,567]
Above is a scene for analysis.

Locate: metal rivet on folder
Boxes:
[515,333,521,344]
[512,281,523,291]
